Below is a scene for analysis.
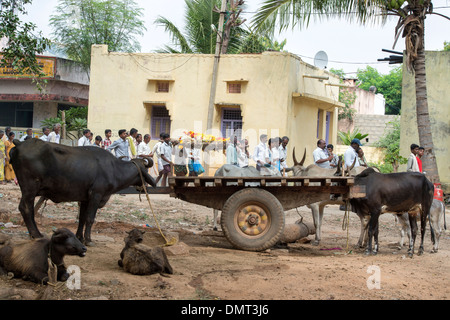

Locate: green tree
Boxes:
[252,0,449,185]
[329,68,357,121]
[0,0,51,91]
[41,106,88,139]
[50,0,146,76]
[356,66,402,115]
[374,116,407,172]
[155,0,245,54]
[155,0,285,54]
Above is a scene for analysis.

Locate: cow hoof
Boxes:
[213,227,218,231]
[84,241,96,247]
[311,240,320,246]
[364,250,371,256]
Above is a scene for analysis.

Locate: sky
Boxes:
[21,0,450,76]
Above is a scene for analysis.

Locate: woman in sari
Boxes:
[4,132,15,182]
[0,130,5,184]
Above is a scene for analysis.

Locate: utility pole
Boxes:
[206,0,227,132]
[205,0,227,174]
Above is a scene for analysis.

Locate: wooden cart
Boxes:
[119,176,362,251]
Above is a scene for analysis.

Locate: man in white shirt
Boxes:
[155,133,173,187]
[278,136,289,174]
[252,134,269,171]
[138,134,153,165]
[406,143,420,172]
[47,123,61,144]
[20,128,33,141]
[78,129,92,147]
[107,129,130,161]
[313,139,333,168]
[40,127,50,142]
[344,139,362,169]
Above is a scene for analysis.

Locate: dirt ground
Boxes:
[0,182,449,301]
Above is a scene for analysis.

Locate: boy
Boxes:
[155,133,173,187]
[102,129,112,149]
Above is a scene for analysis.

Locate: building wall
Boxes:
[0,56,89,131]
[400,51,450,192]
[88,45,343,172]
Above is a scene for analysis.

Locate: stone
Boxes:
[164,241,190,256]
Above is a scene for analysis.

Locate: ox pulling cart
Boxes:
[120,176,363,252]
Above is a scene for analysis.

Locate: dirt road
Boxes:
[0,183,449,301]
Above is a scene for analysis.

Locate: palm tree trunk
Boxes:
[413,46,440,185]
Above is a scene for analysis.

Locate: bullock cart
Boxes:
[119,176,362,252]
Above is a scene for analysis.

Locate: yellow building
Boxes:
[88,45,343,173]
[400,50,450,192]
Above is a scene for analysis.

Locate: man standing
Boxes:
[313,139,333,168]
[20,128,33,141]
[47,123,61,144]
[78,129,92,146]
[344,138,362,169]
[128,128,138,159]
[107,129,130,161]
[406,143,420,172]
[155,133,173,187]
[226,136,239,166]
[40,127,50,142]
[252,134,269,171]
[416,146,424,173]
[278,136,289,174]
[137,134,153,165]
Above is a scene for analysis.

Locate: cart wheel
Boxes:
[221,188,285,251]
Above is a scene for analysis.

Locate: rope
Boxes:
[132,161,176,247]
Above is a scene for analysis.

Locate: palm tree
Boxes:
[252,0,449,185]
[154,0,245,54]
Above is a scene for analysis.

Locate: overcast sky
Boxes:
[22,0,450,75]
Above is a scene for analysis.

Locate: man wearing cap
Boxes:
[344,138,362,169]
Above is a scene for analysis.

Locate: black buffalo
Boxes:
[9,138,156,245]
[350,168,434,257]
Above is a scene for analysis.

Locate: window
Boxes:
[221,108,242,139]
[0,102,33,127]
[157,81,170,93]
[151,106,171,140]
[228,83,241,94]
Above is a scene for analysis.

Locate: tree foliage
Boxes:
[41,106,88,139]
[374,116,407,172]
[0,0,51,91]
[155,0,286,54]
[356,66,402,115]
[49,0,146,75]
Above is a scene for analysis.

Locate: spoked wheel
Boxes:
[221,188,285,251]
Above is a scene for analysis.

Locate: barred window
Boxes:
[221,108,242,139]
[157,81,170,93]
[228,83,241,94]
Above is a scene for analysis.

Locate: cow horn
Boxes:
[293,147,306,167]
[293,147,298,166]
[334,156,343,176]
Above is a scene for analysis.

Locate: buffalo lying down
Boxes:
[0,228,86,284]
[9,138,156,245]
[118,229,173,276]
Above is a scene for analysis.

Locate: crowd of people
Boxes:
[0,123,427,186]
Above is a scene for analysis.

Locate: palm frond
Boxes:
[154,15,193,53]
